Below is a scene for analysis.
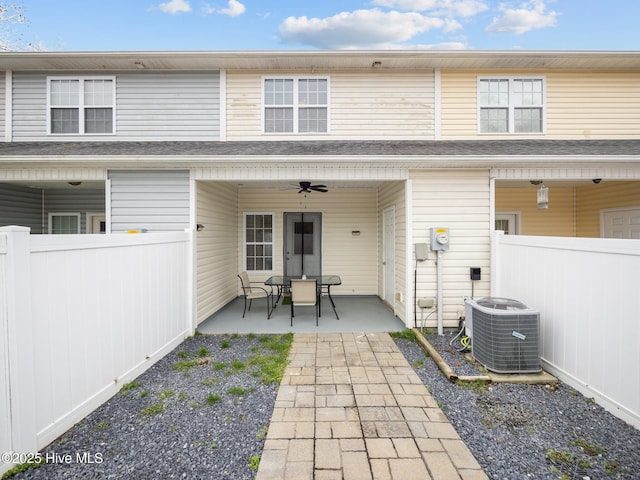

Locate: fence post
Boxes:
[1,226,37,462]
[490,230,504,296]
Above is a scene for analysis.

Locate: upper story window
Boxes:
[263,77,329,134]
[478,77,545,134]
[48,77,115,135]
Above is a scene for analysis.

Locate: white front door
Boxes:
[383,206,395,307]
[601,207,640,239]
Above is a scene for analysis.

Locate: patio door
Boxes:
[283,212,322,276]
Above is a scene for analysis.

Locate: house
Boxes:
[1,50,639,330]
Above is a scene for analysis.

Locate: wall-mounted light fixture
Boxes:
[372,61,382,68]
[351,230,361,236]
[197,224,205,231]
[537,184,549,209]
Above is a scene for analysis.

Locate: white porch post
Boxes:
[1,226,37,465]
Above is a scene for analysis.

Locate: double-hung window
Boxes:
[48,77,115,135]
[263,77,328,133]
[478,77,545,134]
[244,213,274,272]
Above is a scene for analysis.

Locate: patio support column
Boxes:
[0,226,37,467]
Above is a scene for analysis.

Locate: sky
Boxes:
[6,0,640,52]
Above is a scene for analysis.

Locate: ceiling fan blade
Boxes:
[311,186,328,192]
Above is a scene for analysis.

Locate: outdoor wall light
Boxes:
[372,61,382,68]
[197,224,205,231]
[352,230,361,236]
[537,185,549,209]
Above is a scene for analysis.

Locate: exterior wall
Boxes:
[44,188,105,234]
[495,181,640,238]
[226,70,435,140]
[11,72,220,141]
[109,170,190,232]
[441,70,640,139]
[495,187,576,236]
[196,181,239,323]
[237,187,379,296]
[576,181,640,237]
[411,170,491,327]
[378,181,407,321]
[0,71,5,140]
[0,183,43,233]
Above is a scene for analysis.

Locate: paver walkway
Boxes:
[256,332,488,480]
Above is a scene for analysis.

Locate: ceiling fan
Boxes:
[297,181,328,193]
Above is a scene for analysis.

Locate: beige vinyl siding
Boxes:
[411,170,491,327]
[441,70,640,139]
[196,181,239,324]
[576,181,640,237]
[226,70,435,140]
[237,187,378,295]
[378,181,407,321]
[495,187,575,236]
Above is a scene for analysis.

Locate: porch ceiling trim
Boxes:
[493,166,640,180]
[0,167,107,182]
[1,155,639,171]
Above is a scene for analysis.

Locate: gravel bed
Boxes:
[10,334,289,480]
[8,330,640,480]
[394,329,640,480]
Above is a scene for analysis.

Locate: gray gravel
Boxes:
[9,330,640,480]
[394,329,640,480]
[10,334,287,480]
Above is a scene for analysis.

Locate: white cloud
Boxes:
[158,0,191,14]
[486,0,559,35]
[371,0,489,17]
[203,0,246,17]
[278,9,461,49]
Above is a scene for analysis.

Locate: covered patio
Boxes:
[197,295,406,334]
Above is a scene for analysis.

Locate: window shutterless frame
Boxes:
[261,76,330,134]
[48,212,82,234]
[46,76,116,135]
[243,212,276,273]
[477,76,546,135]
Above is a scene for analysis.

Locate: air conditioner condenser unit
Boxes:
[465,297,541,374]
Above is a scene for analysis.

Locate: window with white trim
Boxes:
[48,213,81,234]
[48,77,115,134]
[263,77,328,133]
[244,213,274,272]
[478,77,545,134]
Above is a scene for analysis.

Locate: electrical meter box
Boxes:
[430,227,450,251]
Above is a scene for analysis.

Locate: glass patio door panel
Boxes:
[284,212,322,276]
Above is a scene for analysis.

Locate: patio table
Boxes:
[264,275,341,319]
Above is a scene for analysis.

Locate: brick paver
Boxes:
[256,333,488,480]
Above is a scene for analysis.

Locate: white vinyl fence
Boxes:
[492,231,640,429]
[1,226,193,475]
